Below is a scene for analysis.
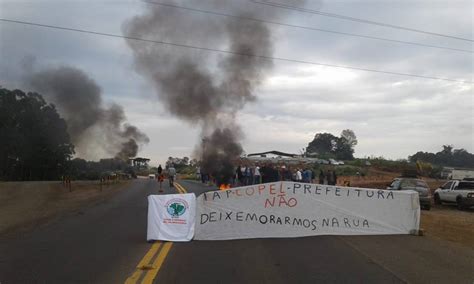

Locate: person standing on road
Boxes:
[236,165,243,186]
[157,164,164,192]
[241,165,247,186]
[279,165,286,181]
[295,169,302,182]
[201,169,207,184]
[304,168,312,183]
[196,166,201,181]
[301,168,308,183]
[244,165,252,186]
[326,170,333,185]
[260,164,268,183]
[269,165,279,182]
[168,165,176,187]
[319,169,325,184]
[254,165,261,184]
[311,168,316,183]
[327,169,337,185]
[245,165,253,185]
[285,166,293,181]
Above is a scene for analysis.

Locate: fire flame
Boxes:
[219,184,231,190]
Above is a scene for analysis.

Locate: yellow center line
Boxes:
[174,182,187,194]
[125,242,162,284]
[177,184,184,194]
[141,242,173,284]
[175,183,182,193]
[174,184,182,194]
[125,183,189,284]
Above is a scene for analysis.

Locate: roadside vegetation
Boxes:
[0,88,137,181]
[0,88,74,181]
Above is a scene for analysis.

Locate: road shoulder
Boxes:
[340,235,474,284]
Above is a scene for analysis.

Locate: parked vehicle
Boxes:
[434,179,474,210]
[148,174,156,179]
[387,178,431,210]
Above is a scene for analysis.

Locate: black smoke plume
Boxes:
[27,66,149,160]
[201,127,243,185]
[123,0,304,184]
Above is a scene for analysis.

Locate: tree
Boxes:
[335,129,358,160]
[306,130,357,160]
[0,88,74,180]
[409,151,436,164]
[335,138,354,160]
[306,133,338,156]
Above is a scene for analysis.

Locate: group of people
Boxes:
[196,167,211,184]
[160,162,339,190]
[156,164,176,192]
[233,163,338,186]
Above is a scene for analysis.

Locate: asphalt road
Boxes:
[0,179,472,284]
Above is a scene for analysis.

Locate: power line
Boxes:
[0,18,471,84]
[142,1,472,54]
[250,0,474,43]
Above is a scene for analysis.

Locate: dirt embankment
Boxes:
[337,172,472,247]
[339,169,446,191]
[0,180,130,235]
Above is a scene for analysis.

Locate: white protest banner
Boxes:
[147,193,196,242]
[195,182,420,240]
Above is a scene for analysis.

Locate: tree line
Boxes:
[306,130,474,169]
[409,145,474,168]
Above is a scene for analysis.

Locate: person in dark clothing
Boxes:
[283,167,293,181]
[263,164,271,183]
[274,166,281,182]
[203,173,209,184]
[267,164,276,182]
[332,170,338,186]
[326,170,334,185]
[157,164,164,192]
[243,166,252,186]
[319,169,325,184]
[260,164,268,183]
[236,165,243,186]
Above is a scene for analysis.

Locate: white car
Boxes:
[434,179,474,210]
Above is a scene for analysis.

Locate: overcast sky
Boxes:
[1,0,473,165]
